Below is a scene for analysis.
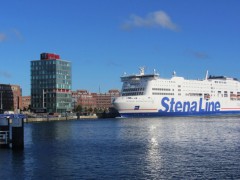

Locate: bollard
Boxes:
[0,116,10,148]
[12,117,24,150]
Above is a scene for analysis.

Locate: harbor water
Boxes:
[1,116,240,179]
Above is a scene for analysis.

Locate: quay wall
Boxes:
[25,115,98,123]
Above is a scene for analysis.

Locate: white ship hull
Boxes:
[113,68,240,117]
[114,95,240,117]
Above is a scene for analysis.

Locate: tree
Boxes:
[84,107,88,115]
[75,105,83,113]
[93,107,98,114]
[88,107,93,115]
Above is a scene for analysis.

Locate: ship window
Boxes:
[152,93,174,96]
[152,88,171,91]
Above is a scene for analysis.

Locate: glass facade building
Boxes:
[31,53,72,113]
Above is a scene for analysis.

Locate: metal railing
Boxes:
[0,131,9,144]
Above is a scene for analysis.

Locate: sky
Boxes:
[0,0,240,96]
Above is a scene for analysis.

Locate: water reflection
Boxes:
[1,117,240,179]
[24,121,82,178]
[144,124,161,178]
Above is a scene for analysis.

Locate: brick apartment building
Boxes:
[93,89,120,109]
[0,84,22,113]
[72,90,96,110]
[72,89,120,111]
[22,96,31,110]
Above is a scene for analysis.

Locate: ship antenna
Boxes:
[172,71,176,77]
[153,69,159,76]
[205,70,209,80]
[139,67,145,75]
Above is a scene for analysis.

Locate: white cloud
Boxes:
[122,10,179,31]
[0,33,7,42]
[0,29,24,42]
[0,71,12,78]
[12,29,24,41]
[106,60,122,67]
[193,51,209,59]
[185,49,209,59]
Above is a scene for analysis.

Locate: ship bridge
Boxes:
[121,67,159,82]
[120,67,160,96]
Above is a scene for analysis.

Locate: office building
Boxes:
[31,53,72,113]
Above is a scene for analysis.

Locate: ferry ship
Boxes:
[113,67,240,117]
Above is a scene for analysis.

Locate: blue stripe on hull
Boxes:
[120,111,240,118]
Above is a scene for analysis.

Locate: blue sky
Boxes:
[0,0,240,96]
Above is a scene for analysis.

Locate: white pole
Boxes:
[0,91,2,111]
